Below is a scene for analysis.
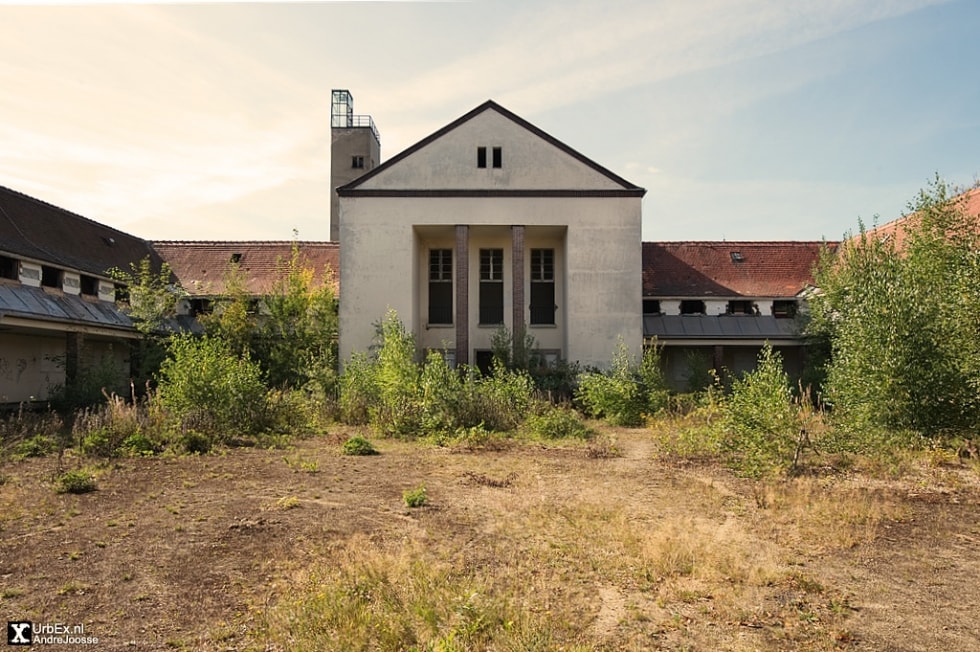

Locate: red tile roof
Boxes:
[643,241,835,297]
[152,241,338,297]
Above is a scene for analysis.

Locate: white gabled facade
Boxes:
[338,100,644,370]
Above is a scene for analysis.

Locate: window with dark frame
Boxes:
[529,248,555,325]
[352,155,364,169]
[428,249,453,325]
[772,300,798,318]
[642,299,661,315]
[477,147,487,168]
[479,248,504,325]
[492,146,502,168]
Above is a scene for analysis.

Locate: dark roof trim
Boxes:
[338,188,645,198]
[337,100,645,196]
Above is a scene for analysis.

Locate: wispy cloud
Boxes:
[0,0,959,239]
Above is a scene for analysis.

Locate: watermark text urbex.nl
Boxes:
[7,622,99,646]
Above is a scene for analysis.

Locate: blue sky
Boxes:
[1,0,977,242]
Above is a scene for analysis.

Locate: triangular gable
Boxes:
[338,100,645,198]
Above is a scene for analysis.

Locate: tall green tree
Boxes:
[809,176,980,438]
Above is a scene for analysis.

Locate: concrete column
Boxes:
[455,225,469,367]
[511,225,525,345]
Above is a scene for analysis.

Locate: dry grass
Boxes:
[1,426,977,651]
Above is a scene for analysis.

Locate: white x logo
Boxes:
[8,622,31,644]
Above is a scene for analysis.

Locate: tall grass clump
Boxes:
[576,339,669,426]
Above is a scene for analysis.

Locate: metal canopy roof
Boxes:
[644,314,801,342]
[0,284,133,332]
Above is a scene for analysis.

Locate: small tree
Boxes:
[109,257,183,388]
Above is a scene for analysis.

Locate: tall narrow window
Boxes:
[529,248,555,325]
[479,248,504,325]
[428,249,453,325]
[492,146,502,168]
[477,147,487,168]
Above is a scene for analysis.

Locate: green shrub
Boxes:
[476,362,534,432]
[341,435,378,456]
[338,352,379,425]
[576,339,667,427]
[15,434,57,458]
[720,344,799,477]
[403,484,428,508]
[81,428,120,457]
[522,405,594,440]
[56,469,97,494]
[120,431,158,456]
[180,430,212,455]
[156,334,267,439]
[371,311,423,437]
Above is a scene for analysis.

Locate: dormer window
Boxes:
[730,251,744,262]
[680,300,705,315]
[41,266,60,288]
[728,300,754,315]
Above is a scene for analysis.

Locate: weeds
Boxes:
[341,436,378,456]
[403,484,427,508]
[55,469,97,494]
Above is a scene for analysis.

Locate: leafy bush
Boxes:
[341,435,378,456]
[403,484,427,508]
[156,334,267,439]
[809,177,980,439]
[338,352,379,425]
[576,340,668,426]
[720,344,799,477]
[56,469,97,494]
[15,434,57,458]
[180,430,212,455]
[471,364,533,432]
[370,311,422,436]
[522,405,594,440]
